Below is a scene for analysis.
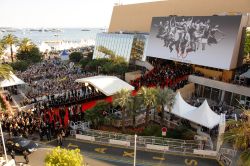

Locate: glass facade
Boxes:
[195,84,250,108]
[93,33,149,62]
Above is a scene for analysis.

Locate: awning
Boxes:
[0,72,26,88]
[75,75,134,96]
[184,100,221,129]
[165,91,196,116]
[240,69,250,78]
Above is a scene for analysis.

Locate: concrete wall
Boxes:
[125,70,142,83]
[194,66,223,80]
[109,0,250,33]
[178,83,195,100]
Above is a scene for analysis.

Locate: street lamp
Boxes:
[133,134,137,166]
[97,66,101,75]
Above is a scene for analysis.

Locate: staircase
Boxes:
[135,60,154,71]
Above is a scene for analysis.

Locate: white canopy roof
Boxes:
[240,69,250,78]
[39,42,51,52]
[75,75,134,96]
[0,72,26,88]
[165,91,196,117]
[184,100,221,129]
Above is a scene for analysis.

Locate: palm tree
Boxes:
[156,87,175,127]
[0,64,12,80]
[223,111,250,166]
[2,34,18,62]
[18,38,34,52]
[138,86,157,127]
[127,95,142,128]
[113,89,132,133]
[0,42,4,56]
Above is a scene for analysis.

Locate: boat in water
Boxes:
[81,29,90,31]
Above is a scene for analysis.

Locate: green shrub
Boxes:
[166,125,196,140]
[79,58,91,68]
[11,61,29,72]
[140,124,162,137]
[16,46,42,63]
[69,52,83,63]
[45,147,84,166]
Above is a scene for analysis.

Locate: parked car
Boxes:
[6,137,38,153]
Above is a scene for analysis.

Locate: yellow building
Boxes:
[109,0,250,33]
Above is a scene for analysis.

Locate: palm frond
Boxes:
[0,64,13,80]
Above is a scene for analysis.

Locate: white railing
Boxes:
[70,121,90,132]
[106,113,179,128]
[75,128,213,155]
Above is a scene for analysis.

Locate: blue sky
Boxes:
[0,0,159,28]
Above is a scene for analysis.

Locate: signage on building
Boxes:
[146,15,243,70]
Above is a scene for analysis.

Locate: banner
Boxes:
[146,15,242,69]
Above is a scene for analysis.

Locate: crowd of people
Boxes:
[16,59,97,101]
[131,59,193,91]
[0,100,87,145]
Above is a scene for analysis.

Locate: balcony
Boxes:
[188,75,250,97]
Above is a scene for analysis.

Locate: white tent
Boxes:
[240,69,250,78]
[165,92,220,129]
[39,42,51,52]
[0,73,25,88]
[4,45,18,54]
[165,91,196,117]
[184,100,221,129]
[75,75,134,96]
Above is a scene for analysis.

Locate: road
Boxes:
[47,138,220,166]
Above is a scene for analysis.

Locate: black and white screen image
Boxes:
[146,16,242,69]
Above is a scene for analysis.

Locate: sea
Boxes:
[0,28,105,45]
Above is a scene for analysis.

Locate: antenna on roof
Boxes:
[114,0,122,6]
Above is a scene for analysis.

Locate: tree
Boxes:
[0,42,4,56]
[155,87,175,127]
[97,46,116,59]
[223,111,250,166]
[130,35,146,61]
[0,64,12,80]
[2,34,18,62]
[69,52,83,63]
[244,30,250,56]
[113,89,132,133]
[16,46,42,63]
[243,30,250,64]
[18,38,35,52]
[138,87,157,127]
[45,147,84,166]
[127,95,142,128]
[10,61,29,72]
[85,101,110,129]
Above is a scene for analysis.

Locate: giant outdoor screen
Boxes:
[146,15,243,69]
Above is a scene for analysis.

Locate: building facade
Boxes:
[93,0,250,108]
[93,33,148,62]
[109,0,250,33]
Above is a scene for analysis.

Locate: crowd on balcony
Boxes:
[131,59,193,91]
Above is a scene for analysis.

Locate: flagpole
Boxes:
[133,134,137,166]
[0,122,8,162]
